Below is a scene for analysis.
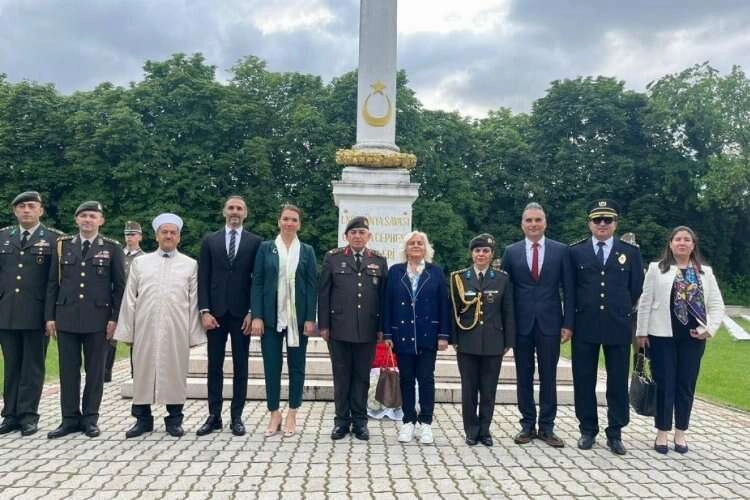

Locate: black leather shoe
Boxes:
[352,425,369,441]
[230,419,246,436]
[538,431,565,448]
[513,428,536,444]
[125,421,154,439]
[479,435,493,447]
[606,438,627,455]
[166,425,185,437]
[673,441,688,454]
[83,424,100,438]
[330,425,349,440]
[577,434,595,450]
[47,424,80,439]
[0,420,21,434]
[20,423,38,436]
[196,415,222,436]
[653,439,668,454]
[465,436,478,446]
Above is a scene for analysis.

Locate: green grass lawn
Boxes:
[0,339,130,390]
[561,324,750,411]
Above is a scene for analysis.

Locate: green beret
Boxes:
[345,216,369,233]
[11,191,42,206]
[75,201,103,217]
[588,199,620,219]
[470,233,496,251]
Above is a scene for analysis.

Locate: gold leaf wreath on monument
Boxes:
[335,149,417,169]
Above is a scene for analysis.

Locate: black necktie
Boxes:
[597,241,605,266]
[21,230,29,248]
[355,253,362,271]
[162,253,170,258]
[478,271,484,284]
[82,240,91,259]
[228,229,237,262]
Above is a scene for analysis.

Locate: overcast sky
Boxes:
[2,0,749,117]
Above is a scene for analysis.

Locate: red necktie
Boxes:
[531,243,540,281]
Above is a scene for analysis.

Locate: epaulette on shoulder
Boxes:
[102,236,121,245]
[0,226,11,233]
[367,248,383,258]
[570,237,589,246]
[328,247,344,255]
[45,227,64,235]
[58,234,74,241]
[618,239,639,249]
[496,268,508,275]
[451,267,471,276]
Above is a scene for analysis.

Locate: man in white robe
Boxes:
[114,213,206,438]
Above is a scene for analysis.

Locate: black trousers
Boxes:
[515,322,561,433]
[0,329,48,425]
[104,340,117,381]
[329,339,375,428]
[572,339,630,440]
[398,350,437,425]
[57,330,107,426]
[649,329,706,431]
[457,352,501,439]
[206,314,249,420]
[132,403,184,426]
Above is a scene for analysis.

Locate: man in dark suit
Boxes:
[196,196,261,436]
[501,202,574,448]
[0,191,62,436]
[569,199,643,455]
[318,216,388,441]
[45,201,126,439]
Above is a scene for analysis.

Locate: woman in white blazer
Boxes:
[636,226,725,455]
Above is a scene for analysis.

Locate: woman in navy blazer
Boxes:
[250,205,317,438]
[636,226,724,454]
[384,231,451,445]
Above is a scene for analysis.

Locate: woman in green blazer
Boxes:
[250,204,317,437]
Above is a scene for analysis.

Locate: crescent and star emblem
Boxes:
[362,80,393,127]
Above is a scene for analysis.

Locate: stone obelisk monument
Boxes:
[333,0,419,263]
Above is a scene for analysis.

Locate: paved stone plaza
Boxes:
[0,361,749,500]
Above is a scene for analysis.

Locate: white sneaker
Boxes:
[419,424,434,444]
[398,422,415,443]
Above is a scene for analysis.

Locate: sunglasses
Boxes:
[590,217,615,225]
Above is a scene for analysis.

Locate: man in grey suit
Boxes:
[318,217,388,441]
[501,202,574,448]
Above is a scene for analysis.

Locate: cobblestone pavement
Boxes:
[1,361,749,499]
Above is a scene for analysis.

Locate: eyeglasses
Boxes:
[591,217,614,225]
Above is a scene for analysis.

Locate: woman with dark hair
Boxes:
[250,204,317,437]
[635,226,725,454]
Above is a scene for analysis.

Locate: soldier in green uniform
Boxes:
[449,234,516,446]
[318,216,388,441]
[45,201,126,439]
[0,191,62,436]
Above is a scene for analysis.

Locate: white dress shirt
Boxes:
[225,226,243,256]
[525,236,546,273]
[591,236,613,264]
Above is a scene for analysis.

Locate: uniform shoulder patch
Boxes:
[102,236,121,245]
[327,247,344,255]
[570,237,589,246]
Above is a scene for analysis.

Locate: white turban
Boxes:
[152,213,184,232]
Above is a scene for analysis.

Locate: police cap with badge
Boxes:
[587,199,620,221]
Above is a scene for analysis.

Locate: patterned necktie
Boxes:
[596,241,605,266]
[531,242,540,281]
[228,229,237,262]
[82,240,91,259]
[21,230,30,248]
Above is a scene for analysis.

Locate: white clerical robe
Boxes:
[114,251,206,404]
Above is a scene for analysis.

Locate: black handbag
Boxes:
[629,348,657,417]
